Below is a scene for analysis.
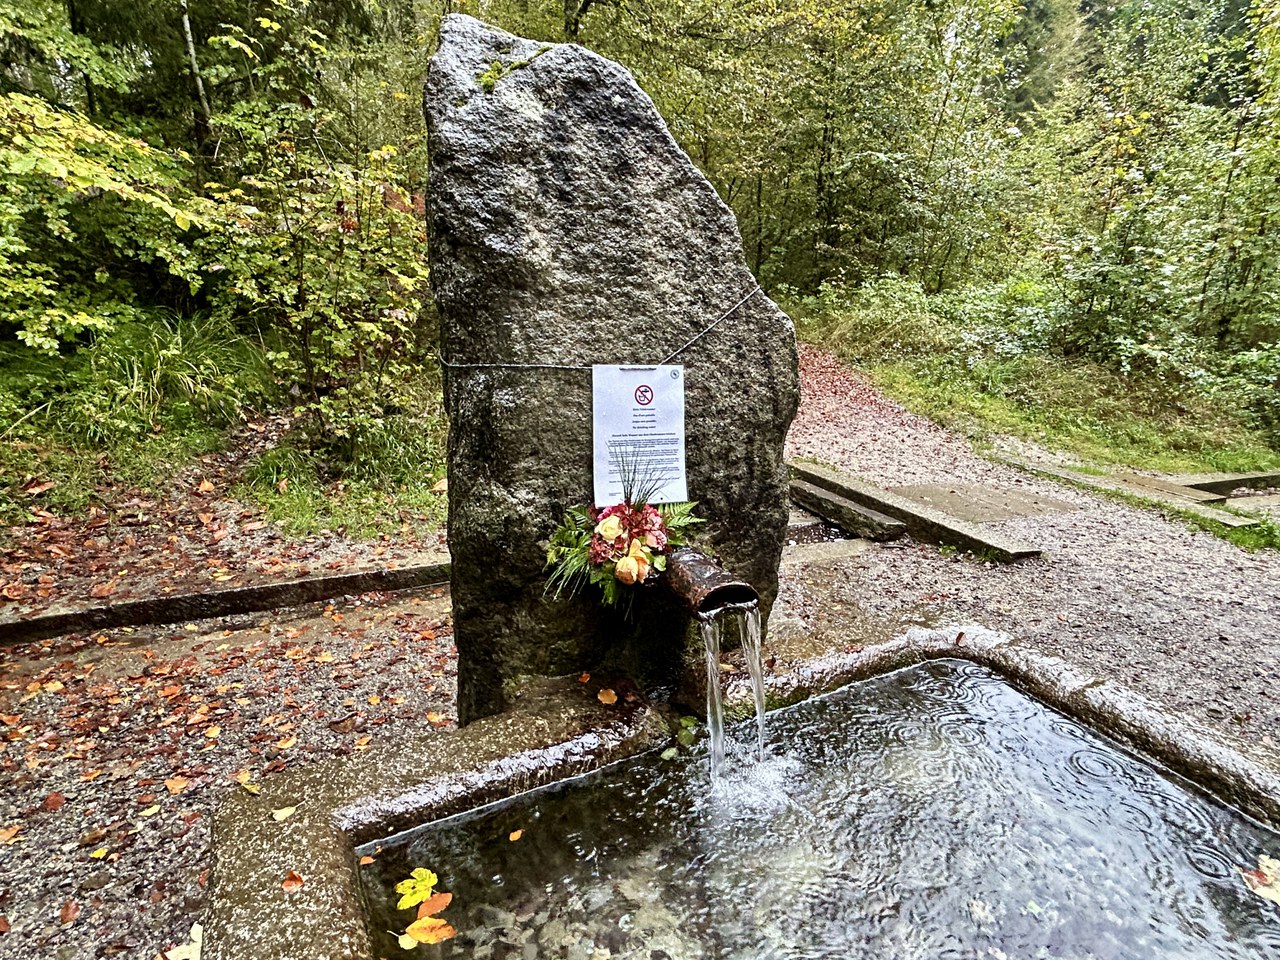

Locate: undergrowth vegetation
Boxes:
[791,277,1280,475]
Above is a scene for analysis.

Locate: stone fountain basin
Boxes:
[202,627,1280,960]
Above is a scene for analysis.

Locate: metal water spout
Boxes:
[663,547,759,618]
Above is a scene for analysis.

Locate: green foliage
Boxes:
[0,93,204,351]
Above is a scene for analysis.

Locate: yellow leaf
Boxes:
[204,726,221,739]
[276,736,296,750]
[139,805,161,817]
[405,916,457,944]
[90,847,107,859]
[359,855,375,866]
[165,777,190,795]
[271,806,297,822]
[597,688,617,705]
[394,867,438,910]
[508,829,523,842]
[397,933,417,950]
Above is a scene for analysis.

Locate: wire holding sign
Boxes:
[593,365,688,506]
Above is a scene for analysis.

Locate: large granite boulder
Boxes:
[426,14,799,723]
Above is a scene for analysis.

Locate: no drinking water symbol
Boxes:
[634,384,654,406]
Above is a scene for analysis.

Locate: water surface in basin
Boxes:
[359,660,1280,958]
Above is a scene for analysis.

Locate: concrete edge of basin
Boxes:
[202,679,669,960]
[749,623,1280,828]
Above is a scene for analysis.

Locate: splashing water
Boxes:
[700,601,766,780]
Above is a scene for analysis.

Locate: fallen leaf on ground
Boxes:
[508,830,523,842]
[164,922,202,960]
[0,826,22,844]
[597,688,617,705]
[198,480,215,493]
[59,900,79,924]
[1241,854,1280,906]
[578,673,590,683]
[89,580,117,599]
[430,478,447,493]
[271,806,297,822]
[0,916,10,934]
[139,805,161,817]
[281,871,304,893]
[89,847,107,859]
[359,855,375,866]
[204,726,221,739]
[165,777,190,795]
[42,791,66,812]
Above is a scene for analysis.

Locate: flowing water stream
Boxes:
[359,660,1280,958]
[699,601,766,778]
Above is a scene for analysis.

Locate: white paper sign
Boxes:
[592,365,688,506]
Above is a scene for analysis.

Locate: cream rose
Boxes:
[594,515,624,541]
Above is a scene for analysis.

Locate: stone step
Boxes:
[789,462,1041,562]
[1000,458,1260,529]
[1167,471,1280,495]
[1112,473,1228,505]
[789,480,907,543]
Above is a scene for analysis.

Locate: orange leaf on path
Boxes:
[59,900,79,924]
[198,480,215,493]
[42,792,66,812]
[508,830,523,842]
[89,581,117,599]
[597,688,618,705]
[281,871,304,893]
[358,855,375,866]
[165,778,190,795]
[0,825,21,844]
[0,915,10,934]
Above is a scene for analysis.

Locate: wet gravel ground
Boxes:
[785,344,1280,771]
[0,589,456,959]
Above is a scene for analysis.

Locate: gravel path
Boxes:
[785,344,1280,770]
[0,590,456,960]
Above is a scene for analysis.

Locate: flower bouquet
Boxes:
[544,457,701,611]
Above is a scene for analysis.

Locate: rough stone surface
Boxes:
[425,15,799,721]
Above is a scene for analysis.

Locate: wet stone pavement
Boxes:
[0,588,456,960]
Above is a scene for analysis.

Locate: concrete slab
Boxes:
[790,462,1041,562]
[1167,471,1280,495]
[1113,473,1228,505]
[1000,457,1261,529]
[790,480,907,542]
[889,482,1078,524]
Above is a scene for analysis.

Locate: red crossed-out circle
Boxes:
[634,384,654,406]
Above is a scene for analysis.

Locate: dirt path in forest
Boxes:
[785,344,1280,773]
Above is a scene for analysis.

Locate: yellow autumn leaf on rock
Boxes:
[394,867,438,910]
[271,806,297,822]
[405,916,457,944]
